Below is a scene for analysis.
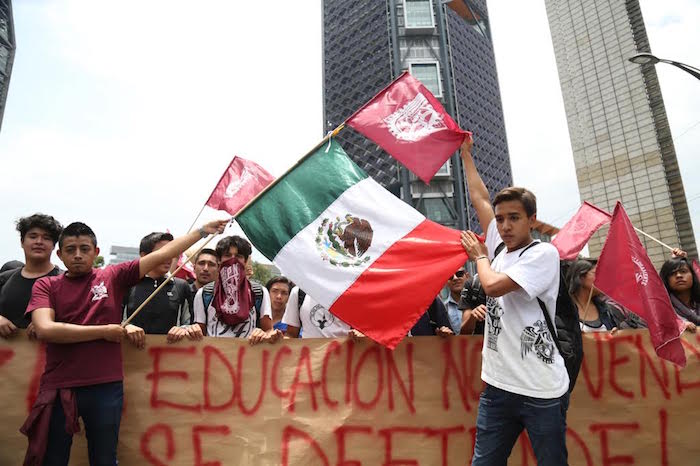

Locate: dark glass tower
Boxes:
[0,0,14,132]
[323,0,512,232]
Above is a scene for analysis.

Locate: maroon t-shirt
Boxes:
[26,260,141,390]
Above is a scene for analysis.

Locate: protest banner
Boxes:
[1,331,698,465]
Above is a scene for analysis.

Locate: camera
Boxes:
[459,273,486,310]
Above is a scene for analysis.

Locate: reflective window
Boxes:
[421,198,455,225]
[404,0,434,28]
[410,62,442,97]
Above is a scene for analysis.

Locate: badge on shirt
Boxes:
[91,281,109,302]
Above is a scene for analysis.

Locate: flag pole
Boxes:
[123,124,349,328]
[233,123,346,219]
[122,231,222,327]
[633,226,674,251]
[185,204,207,234]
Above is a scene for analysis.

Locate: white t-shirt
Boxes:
[282,286,351,338]
[481,219,569,398]
[193,284,271,338]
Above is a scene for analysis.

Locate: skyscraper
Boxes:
[545,0,697,263]
[0,0,14,132]
[323,0,512,233]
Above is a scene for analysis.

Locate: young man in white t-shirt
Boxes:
[459,135,570,465]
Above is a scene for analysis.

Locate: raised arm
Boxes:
[460,135,495,233]
[32,307,126,344]
[138,219,228,279]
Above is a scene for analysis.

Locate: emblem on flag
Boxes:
[383,93,447,142]
[224,168,253,199]
[632,256,649,286]
[315,215,373,267]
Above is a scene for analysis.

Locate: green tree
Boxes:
[93,255,105,268]
[251,260,273,285]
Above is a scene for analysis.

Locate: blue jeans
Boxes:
[471,384,569,466]
[43,381,123,466]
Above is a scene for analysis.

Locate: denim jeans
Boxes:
[471,384,569,466]
[43,381,123,466]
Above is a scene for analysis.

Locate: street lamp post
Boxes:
[628,53,700,81]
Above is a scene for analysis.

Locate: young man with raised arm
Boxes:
[459,135,570,465]
[22,219,227,466]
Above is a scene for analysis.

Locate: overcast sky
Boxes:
[1,0,698,266]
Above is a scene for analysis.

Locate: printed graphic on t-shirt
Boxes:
[91,281,108,302]
[310,304,335,329]
[485,297,504,351]
[520,320,555,364]
[211,307,256,338]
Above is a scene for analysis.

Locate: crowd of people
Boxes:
[1,136,697,465]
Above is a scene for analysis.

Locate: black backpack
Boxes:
[495,241,584,393]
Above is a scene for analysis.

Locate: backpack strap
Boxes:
[537,298,563,355]
[250,281,264,328]
[298,289,306,310]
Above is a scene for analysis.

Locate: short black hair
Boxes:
[215,235,252,261]
[194,248,219,262]
[139,232,174,255]
[493,187,537,217]
[266,275,291,292]
[16,213,63,244]
[59,222,97,249]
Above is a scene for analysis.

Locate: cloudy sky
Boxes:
[1,0,698,266]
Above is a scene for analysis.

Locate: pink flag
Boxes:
[594,202,686,367]
[205,157,275,216]
[693,260,700,281]
[552,201,611,260]
[346,72,469,184]
[173,253,195,281]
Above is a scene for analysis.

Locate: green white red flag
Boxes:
[236,139,468,348]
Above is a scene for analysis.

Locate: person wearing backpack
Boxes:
[192,236,280,344]
[0,214,63,339]
[459,134,571,466]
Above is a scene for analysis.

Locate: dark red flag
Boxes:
[552,201,611,260]
[206,157,275,216]
[594,202,686,367]
[693,260,700,282]
[346,72,469,184]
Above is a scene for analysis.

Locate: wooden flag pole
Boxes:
[123,125,351,329]
[122,231,220,327]
[633,226,674,251]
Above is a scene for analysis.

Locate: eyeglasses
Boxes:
[453,270,466,278]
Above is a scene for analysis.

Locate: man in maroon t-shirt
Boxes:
[24,219,227,466]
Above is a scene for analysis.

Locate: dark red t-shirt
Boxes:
[26,260,141,390]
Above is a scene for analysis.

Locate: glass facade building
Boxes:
[322,0,512,233]
[0,0,15,132]
[545,0,697,264]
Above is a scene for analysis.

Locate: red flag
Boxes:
[346,72,469,184]
[173,253,195,281]
[693,260,700,281]
[594,202,686,367]
[205,157,275,216]
[552,201,612,260]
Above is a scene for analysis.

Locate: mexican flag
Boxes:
[237,139,468,348]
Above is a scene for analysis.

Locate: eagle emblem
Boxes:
[315,214,373,267]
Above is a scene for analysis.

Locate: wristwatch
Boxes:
[198,227,208,239]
